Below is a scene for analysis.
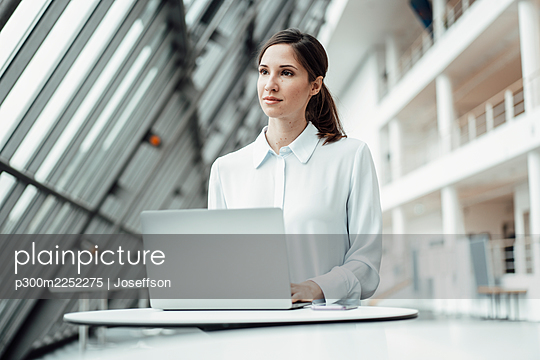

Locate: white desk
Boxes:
[64,306,418,327]
[58,313,540,360]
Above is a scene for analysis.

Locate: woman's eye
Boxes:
[282,70,293,76]
[259,69,268,75]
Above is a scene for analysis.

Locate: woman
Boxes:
[208,29,381,303]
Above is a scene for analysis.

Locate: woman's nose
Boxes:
[264,75,278,92]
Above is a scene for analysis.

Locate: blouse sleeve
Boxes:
[208,159,227,210]
[309,143,382,301]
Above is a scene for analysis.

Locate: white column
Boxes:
[392,206,406,255]
[441,185,463,302]
[436,73,455,154]
[528,150,540,274]
[505,89,514,122]
[392,206,406,234]
[514,185,528,237]
[392,206,406,281]
[518,0,540,112]
[389,118,402,179]
[529,150,540,235]
[440,185,463,304]
[441,185,465,239]
[514,183,529,274]
[432,0,446,41]
[386,35,399,88]
[380,126,391,184]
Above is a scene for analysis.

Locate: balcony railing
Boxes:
[382,0,478,97]
[390,78,526,180]
[489,237,535,276]
[401,0,478,80]
[454,79,524,148]
[444,0,477,28]
[397,24,434,82]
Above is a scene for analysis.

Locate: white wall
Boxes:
[464,201,515,237]
[405,210,443,234]
[337,52,382,176]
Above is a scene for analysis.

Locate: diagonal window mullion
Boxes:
[90,47,179,208]
[57,7,169,198]
[11,191,47,234]
[2,0,116,164]
[0,0,69,105]
[0,183,36,233]
[0,0,51,79]
[25,0,149,177]
[81,31,175,204]
[0,0,100,151]
[124,132,193,227]
[9,0,138,172]
[0,181,26,230]
[40,1,165,188]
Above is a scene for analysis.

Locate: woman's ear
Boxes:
[311,76,323,95]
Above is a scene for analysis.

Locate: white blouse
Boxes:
[208,122,382,301]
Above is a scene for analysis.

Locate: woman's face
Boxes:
[257,44,321,123]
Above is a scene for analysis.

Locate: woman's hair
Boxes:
[257,28,346,144]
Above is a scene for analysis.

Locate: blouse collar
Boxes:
[252,121,320,168]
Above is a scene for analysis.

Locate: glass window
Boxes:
[103,67,159,150]
[46,202,71,233]
[140,0,161,24]
[185,0,211,27]
[216,1,247,38]
[0,300,7,318]
[0,172,17,208]
[34,19,146,182]
[75,31,172,202]
[0,0,51,78]
[80,46,153,153]
[183,0,196,10]
[0,0,100,150]
[3,184,37,233]
[192,41,223,89]
[10,0,136,171]
[26,195,56,233]
[56,44,155,192]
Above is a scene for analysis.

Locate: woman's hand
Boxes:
[290,280,323,302]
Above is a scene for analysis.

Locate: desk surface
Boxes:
[64,306,418,327]
[61,314,540,360]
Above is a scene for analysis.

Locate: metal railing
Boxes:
[397,23,434,82]
[454,79,524,148]
[383,0,477,96]
[489,237,536,276]
[444,0,477,28]
[384,74,535,181]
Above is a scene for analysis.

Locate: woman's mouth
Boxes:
[263,96,282,105]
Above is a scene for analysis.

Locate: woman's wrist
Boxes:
[306,280,324,300]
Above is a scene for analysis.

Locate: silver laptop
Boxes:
[140,208,305,310]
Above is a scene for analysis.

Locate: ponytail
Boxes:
[306,83,345,144]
